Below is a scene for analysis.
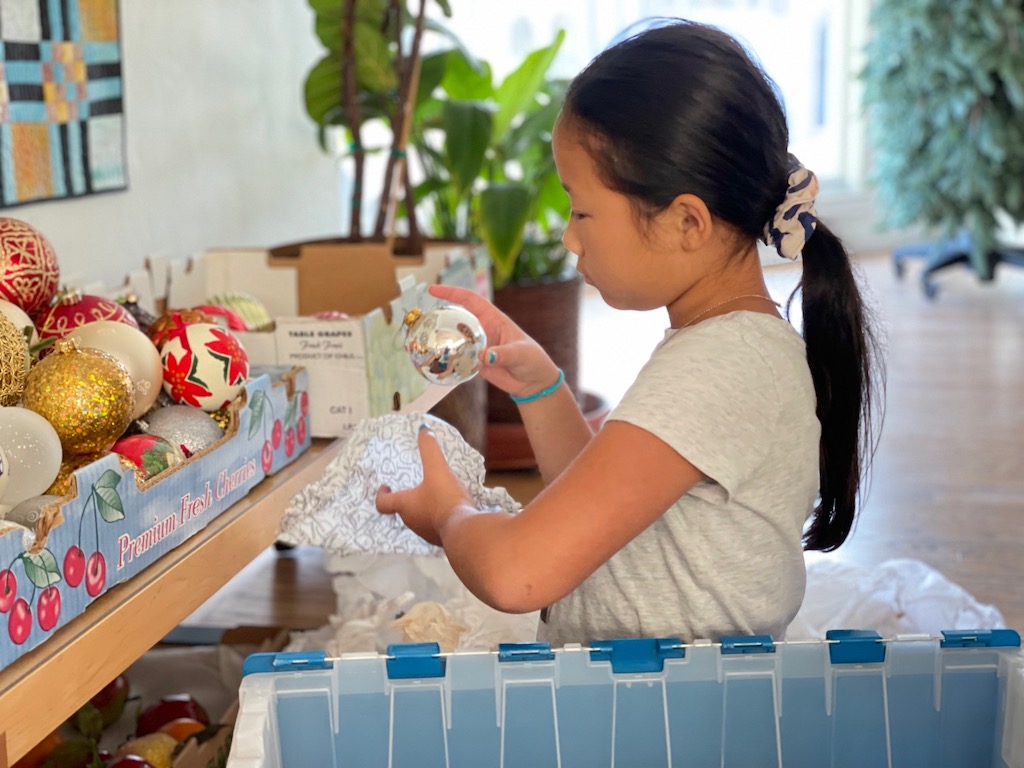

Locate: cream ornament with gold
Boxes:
[160,322,250,412]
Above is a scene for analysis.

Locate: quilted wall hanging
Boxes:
[0,0,126,207]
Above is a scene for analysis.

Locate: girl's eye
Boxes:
[572,211,589,221]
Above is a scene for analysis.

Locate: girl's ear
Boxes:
[665,193,714,252]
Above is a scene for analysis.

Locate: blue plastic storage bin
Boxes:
[227,629,1024,768]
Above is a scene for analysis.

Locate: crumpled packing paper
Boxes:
[786,554,1006,640]
[279,412,521,556]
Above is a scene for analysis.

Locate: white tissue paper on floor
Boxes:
[286,553,540,655]
[279,412,521,556]
[786,554,1006,640]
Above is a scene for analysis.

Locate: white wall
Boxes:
[5,1,342,290]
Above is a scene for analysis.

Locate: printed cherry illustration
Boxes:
[64,545,86,588]
[296,416,307,445]
[0,569,15,612]
[271,419,283,449]
[261,440,273,473]
[37,586,61,631]
[300,390,309,417]
[85,552,107,597]
[8,597,31,644]
[284,427,296,458]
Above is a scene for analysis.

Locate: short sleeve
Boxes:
[607,325,782,497]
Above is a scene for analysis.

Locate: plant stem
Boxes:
[374,0,428,240]
[342,0,365,240]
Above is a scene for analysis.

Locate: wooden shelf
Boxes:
[0,438,343,768]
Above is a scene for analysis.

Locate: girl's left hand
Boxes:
[375,425,474,546]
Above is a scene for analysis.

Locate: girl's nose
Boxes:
[562,222,582,258]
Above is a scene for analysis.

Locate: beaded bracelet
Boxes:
[510,368,565,404]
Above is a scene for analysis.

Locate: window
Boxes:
[441,0,867,190]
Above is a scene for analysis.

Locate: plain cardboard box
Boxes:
[162,241,489,438]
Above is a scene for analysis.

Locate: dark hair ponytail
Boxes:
[563,19,882,552]
[796,222,881,551]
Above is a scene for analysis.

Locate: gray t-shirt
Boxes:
[538,311,820,645]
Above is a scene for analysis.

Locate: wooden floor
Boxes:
[184,251,1024,635]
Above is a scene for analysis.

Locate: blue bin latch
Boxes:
[589,637,685,674]
[498,642,556,663]
[386,642,447,680]
[826,630,886,664]
[720,635,776,655]
[940,629,1022,649]
[242,651,334,677]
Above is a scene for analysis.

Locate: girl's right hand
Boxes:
[427,285,561,400]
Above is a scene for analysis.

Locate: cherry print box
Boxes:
[0,367,311,669]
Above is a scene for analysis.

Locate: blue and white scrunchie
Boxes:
[763,154,819,260]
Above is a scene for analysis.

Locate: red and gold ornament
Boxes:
[34,288,139,346]
[112,434,186,481]
[160,322,249,412]
[0,217,60,316]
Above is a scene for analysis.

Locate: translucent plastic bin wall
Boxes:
[229,630,1024,768]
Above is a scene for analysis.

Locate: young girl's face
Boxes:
[552,119,688,312]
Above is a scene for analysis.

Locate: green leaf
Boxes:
[95,469,121,490]
[440,48,493,101]
[353,21,399,92]
[492,30,565,144]
[248,391,266,439]
[304,55,344,127]
[442,101,493,199]
[416,50,450,108]
[477,183,532,289]
[94,481,125,523]
[23,549,61,588]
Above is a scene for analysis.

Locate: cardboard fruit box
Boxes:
[0,368,311,670]
[160,240,490,438]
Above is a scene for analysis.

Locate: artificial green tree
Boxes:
[861,0,1024,293]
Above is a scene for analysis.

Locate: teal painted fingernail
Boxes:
[419,423,430,431]
[487,350,497,364]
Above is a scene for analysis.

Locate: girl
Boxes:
[376,20,881,645]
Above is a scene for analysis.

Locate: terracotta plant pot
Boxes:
[488,270,583,424]
[485,270,590,469]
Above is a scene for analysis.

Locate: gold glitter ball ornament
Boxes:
[0,311,29,405]
[22,338,135,455]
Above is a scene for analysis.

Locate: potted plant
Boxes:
[302,0,452,242]
[861,0,1024,297]
[405,31,609,468]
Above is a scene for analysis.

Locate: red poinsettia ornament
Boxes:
[0,217,60,315]
[34,287,138,346]
[160,322,249,412]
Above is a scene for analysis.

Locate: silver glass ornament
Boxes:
[3,494,62,528]
[403,305,486,386]
[143,404,226,456]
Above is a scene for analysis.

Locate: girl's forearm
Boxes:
[517,383,594,483]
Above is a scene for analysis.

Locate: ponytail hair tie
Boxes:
[763,154,819,260]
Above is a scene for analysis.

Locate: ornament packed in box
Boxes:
[0,217,312,669]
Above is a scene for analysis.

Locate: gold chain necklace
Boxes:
[682,294,779,328]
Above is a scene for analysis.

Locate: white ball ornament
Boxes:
[68,320,164,419]
[0,406,62,507]
[160,322,249,412]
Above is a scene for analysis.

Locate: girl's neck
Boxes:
[666,247,775,329]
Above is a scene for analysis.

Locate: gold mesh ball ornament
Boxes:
[0,311,30,405]
[22,338,135,455]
